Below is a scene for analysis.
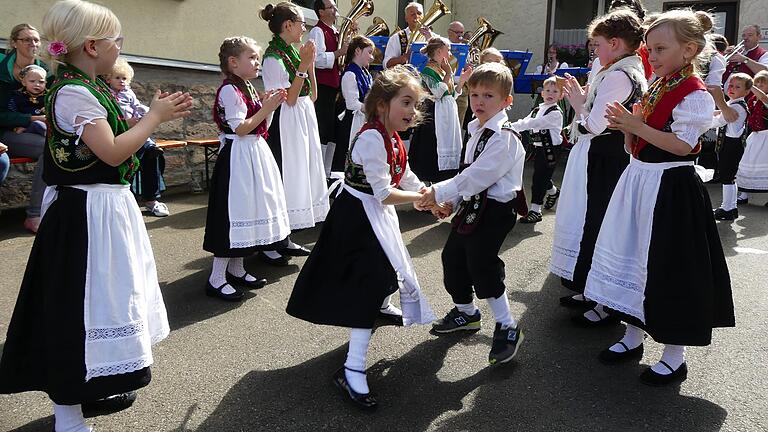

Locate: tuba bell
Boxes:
[338,0,374,64]
[365,16,390,37]
[466,17,504,65]
[405,0,451,51]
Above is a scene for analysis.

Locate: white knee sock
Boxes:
[547,185,558,195]
[379,294,402,316]
[455,302,478,316]
[286,239,303,250]
[53,403,90,432]
[583,304,609,322]
[486,292,516,328]
[608,323,645,352]
[571,294,585,301]
[530,203,542,213]
[651,344,686,375]
[263,250,283,259]
[738,191,749,200]
[721,184,737,210]
[344,328,372,394]
[227,257,256,282]
[209,257,236,295]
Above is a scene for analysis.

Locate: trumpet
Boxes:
[365,17,390,37]
[724,40,745,62]
[337,0,374,65]
[405,0,451,52]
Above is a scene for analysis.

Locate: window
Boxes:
[546,0,608,67]
[663,1,738,44]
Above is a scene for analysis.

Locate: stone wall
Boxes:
[0,64,230,210]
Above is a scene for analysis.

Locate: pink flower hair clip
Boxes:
[47,40,68,57]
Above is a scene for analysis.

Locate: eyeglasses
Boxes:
[101,36,124,50]
[293,20,306,28]
[14,37,41,45]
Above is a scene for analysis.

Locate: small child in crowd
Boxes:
[736,70,768,203]
[9,64,47,136]
[479,47,504,65]
[709,72,752,220]
[511,76,564,223]
[106,57,170,217]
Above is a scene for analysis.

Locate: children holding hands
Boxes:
[419,62,527,366]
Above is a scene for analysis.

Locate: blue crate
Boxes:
[408,42,470,77]
[500,50,533,78]
[369,35,389,72]
[514,67,590,94]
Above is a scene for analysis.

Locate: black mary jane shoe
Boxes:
[81,391,137,418]
[519,210,542,224]
[258,251,291,267]
[559,294,597,309]
[226,272,267,290]
[280,245,312,257]
[639,361,688,387]
[571,308,620,328]
[332,367,378,411]
[205,281,244,301]
[377,310,404,326]
[598,342,644,364]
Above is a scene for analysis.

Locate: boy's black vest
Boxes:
[452,123,528,234]
[716,99,750,153]
[520,105,561,166]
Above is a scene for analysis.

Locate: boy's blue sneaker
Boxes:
[489,322,524,365]
[432,307,482,333]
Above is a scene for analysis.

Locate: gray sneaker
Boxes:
[489,322,524,365]
[432,307,482,333]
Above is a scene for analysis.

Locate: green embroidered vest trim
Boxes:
[45,64,138,185]
[264,35,311,97]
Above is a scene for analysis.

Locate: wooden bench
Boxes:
[186,138,220,189]
[154,139,187,150]
[10,157,35,164]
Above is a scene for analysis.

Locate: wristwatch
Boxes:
[296,70,309,79]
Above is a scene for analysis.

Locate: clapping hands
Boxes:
[262,89,288,111]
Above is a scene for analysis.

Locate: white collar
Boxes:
[468,110,508,136]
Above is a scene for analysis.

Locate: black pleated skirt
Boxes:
[286,190,398,329]
[0,187,151,405]
[203,140,289,257]
[408,99,458,183]
[563,134,629,293]
[605,166,735,346]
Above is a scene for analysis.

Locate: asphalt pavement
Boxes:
[1,166,766,432]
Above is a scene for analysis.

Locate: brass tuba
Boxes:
[365,17,390,37]
[405,0,451,52]
[466,17,504,65]
[337,0,374,64]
